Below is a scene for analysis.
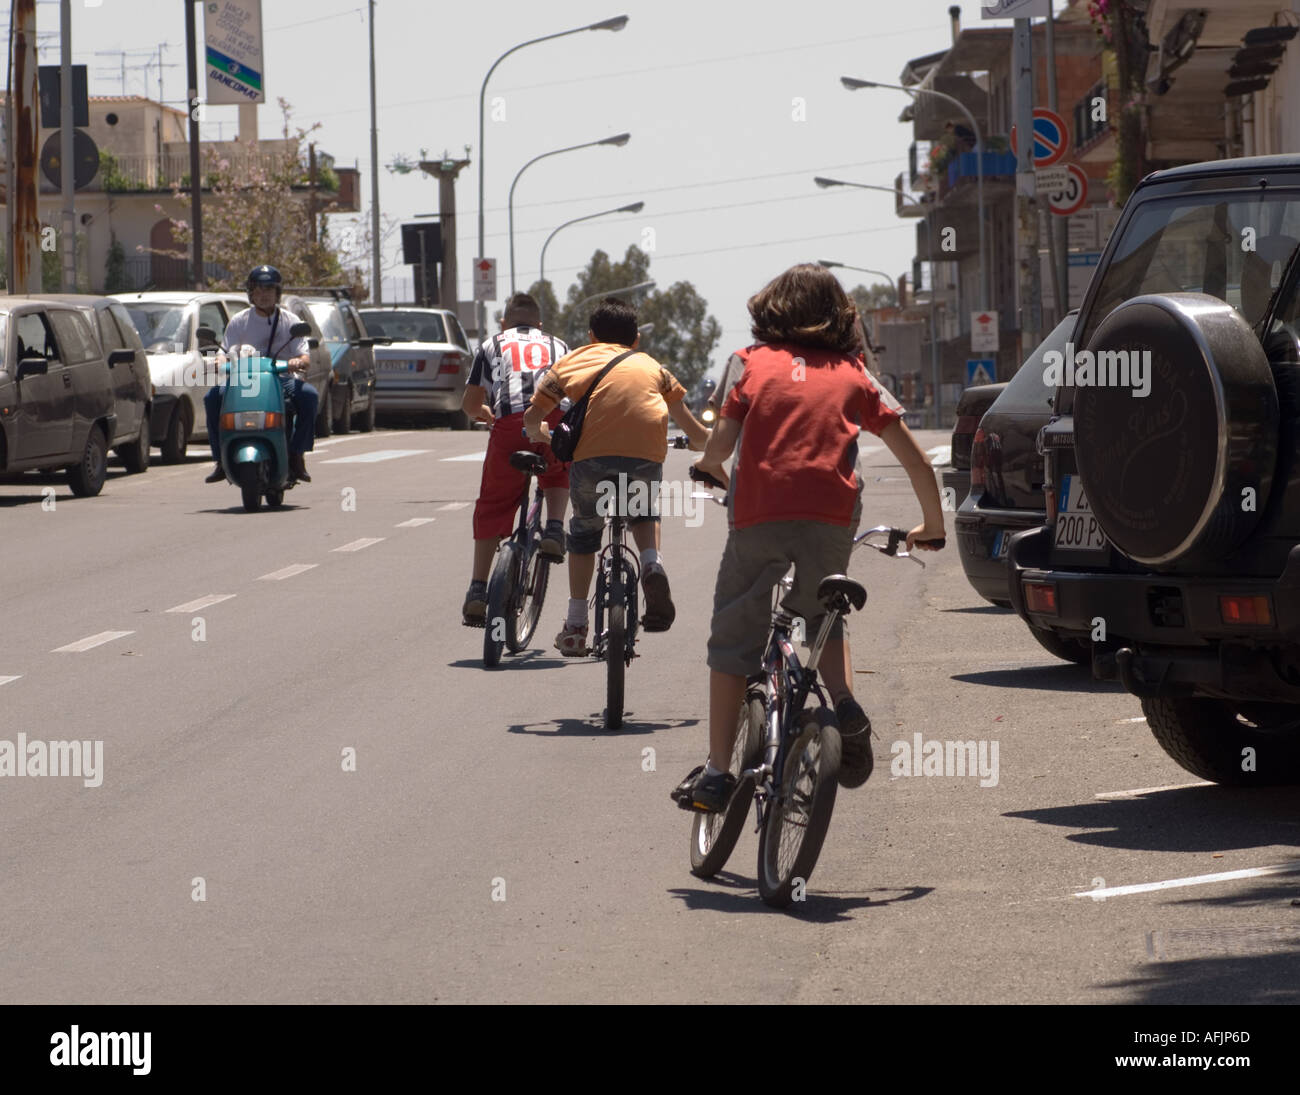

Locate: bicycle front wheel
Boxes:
[690,687,766,878]
[757,707,841,908]
[483,542,517,669]
[604,577,625,730]
[508,541,548,652]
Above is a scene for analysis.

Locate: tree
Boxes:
[103,233,129,293]
[849,283,897,315]
[527,244,721,390]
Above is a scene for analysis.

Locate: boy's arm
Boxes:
[878,417,946,551]
[694,416,740,488]
[462,384,494,424]
[668,399,710,450]
[523,370,564,442]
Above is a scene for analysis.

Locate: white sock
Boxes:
[566,598,588,627]
[641,548,661,570]
[704,761,724,777]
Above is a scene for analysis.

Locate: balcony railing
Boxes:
[88,151,340,194]
[940,150,1017,201]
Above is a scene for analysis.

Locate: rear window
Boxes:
[360,310,446,343]
[48,310,100,364]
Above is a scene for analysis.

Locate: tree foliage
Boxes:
[849,282,897,315]
[527,245,721,390]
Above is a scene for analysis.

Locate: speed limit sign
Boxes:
[1048,163,1088,216]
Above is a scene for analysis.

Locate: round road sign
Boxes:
[1010,107,1070,168]
[1048,164,1088,216]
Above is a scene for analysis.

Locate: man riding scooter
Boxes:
[204,265,319,484]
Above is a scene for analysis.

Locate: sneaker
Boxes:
[640,562,676,632]
[554,622,590,657]
[539,520,566,562]
[835,697,874,788]
[670,766,738,813]
[462,581,488,627]
[204,463,226,484]
[289,453,311,483]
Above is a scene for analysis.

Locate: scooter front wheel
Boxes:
[235,463,262,512]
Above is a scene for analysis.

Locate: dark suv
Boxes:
[1008,154,1300,784]
[287,288,386,435]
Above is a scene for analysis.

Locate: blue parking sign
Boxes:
[966,358,997,385]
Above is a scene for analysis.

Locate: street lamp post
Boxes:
[477,16,629,336]
[817,260,899,305]
[509,133,630,294]
[568,280,656,342]
[815,176,943,427]
[537,201,645,303]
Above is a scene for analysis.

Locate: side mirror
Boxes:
[289,322,312,338]
[17,357,49,379]
[195,325,217,346]
[107,348,136,366]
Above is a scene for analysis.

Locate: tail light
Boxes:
[1220,595,1272,626]
[439,352,463,375]
[1023,581,1058,614]
[970,427,988,488]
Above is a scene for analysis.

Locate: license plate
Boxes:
[1054,474,1107,552]
[992,530,1008,560]
[378,359,418,372]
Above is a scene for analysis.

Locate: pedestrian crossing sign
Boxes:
[966,358,997,386]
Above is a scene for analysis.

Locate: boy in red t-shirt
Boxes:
[672,264,945,813]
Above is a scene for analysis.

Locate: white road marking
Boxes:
[927,445,951,466]
[0,676,20,687]
[1117,716,1148,723]
[258,564,318,581]
[437,502,469,511]
[52,631,135,653]
[396,518,437,527]
[320,449,430,464]
[1095,781,1214,800]
[440,452,487,462]
[314,430,415,449]
[166,593,236,614]
[1075,861,1300,900]
[332,537,385,552]
[857,445,884,458]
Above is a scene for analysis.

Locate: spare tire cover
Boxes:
[1073,293,1277,568]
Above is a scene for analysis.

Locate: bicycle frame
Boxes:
[592,513,639,664]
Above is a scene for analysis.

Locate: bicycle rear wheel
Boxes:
[690,687,766,878]
[604,573,625,730]
[483,542,517,669]
[757,707,841,908]
[508,539,548,652]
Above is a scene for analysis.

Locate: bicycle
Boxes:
[482,450,556,668]
[684,465,944,907]
[592,504,639,729]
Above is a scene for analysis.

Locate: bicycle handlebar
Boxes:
[853,525,944,567]
[687,463,728,492]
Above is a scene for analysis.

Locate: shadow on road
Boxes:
[951,664,1122,693]
[667,882,932,921]
[942,605,1014,614]
[1006,785,1300,854]
[508,715,700,738]
[1098,947,1300,1004]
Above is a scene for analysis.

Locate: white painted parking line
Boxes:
[437,502,469,511]
[166,593,236,614]
[396,518,437,527]
[0,676,20,687]
[1095,781,1214,800]
[441,452,486,462]
[320,449,430,464]
[332,537,385,553]
[52,631,135,653]
[258,564,318,581]
[1075,861,1300,900]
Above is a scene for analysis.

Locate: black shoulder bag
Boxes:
[549,349,637,462]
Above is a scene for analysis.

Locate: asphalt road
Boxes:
[2,425,1298,1005]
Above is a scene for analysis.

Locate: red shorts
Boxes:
[472,409,569,540]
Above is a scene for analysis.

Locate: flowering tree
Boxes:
[1087,0,1151,205]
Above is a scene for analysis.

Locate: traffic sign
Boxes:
[1034,165,1069,194]
[966,358,998,385]
[1011,108,1070,168]
[1048,164,1088,216]
[472,258,497,302]
[980,0,1051,18]
[971,311,999,353]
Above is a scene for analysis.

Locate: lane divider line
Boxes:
[0,676,20,687]
[437,502,469,511]
[52,631,135,654]
[396,518,437,527]
[257,564,319,581]
[440,452,487,462]
[165,593,236,614]
[332,538,385,553]
[1074,861,1300,900]
[320,449,430,464]
[1095,781,1213,800]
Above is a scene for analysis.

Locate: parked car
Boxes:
[358,307,473,429]
[115,290,332,459]
[1008,154,1300,783]
[34,294,152,474]
[287,287,386,434]
[0,297,134,496]
[943,381,1004,550]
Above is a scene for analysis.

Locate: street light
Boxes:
[817,261,899,305]
[537,201,645,296]
[840,76,988,314]
[568,280,657,342]
[508,133,631,294]
[477,16,630,335]
[814,175,943,428]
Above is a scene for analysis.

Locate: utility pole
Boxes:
[1044,13,1067,321]
[184,0,204,288]
[59,0,76,291]
[420,156,471,326]
[9,0,41,294]
[1013,16,1042,362]
[368,0,381,304]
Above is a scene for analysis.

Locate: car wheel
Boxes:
[316,384,333,438]
[1027,624,1090,665]
[449,409,471,431]
[160,404,188,464]
[1142,696,1300,785]
[334,385,353,433]
[67,426,108,497]
[357,392,377,433]
[117,419,150,474]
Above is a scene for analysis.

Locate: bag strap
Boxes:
[572,348,637,411]
[266,308,281,358]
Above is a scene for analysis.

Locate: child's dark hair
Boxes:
[589,297,639,346]
[748,263,861,354]
[502,292,541,327]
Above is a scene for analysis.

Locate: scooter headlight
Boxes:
[701,406,717,425]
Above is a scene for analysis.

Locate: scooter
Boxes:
[216,321,313,512]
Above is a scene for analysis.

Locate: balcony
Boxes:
[937,149,1017,207]
[61,148,345,196]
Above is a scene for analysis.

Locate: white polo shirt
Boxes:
[222,305,309,361]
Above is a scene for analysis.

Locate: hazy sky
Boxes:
[14,0,1063,372]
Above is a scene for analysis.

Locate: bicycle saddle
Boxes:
[509,451,548,475]
[817,574,866,611]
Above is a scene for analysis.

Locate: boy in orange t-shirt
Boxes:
[524,297,711,655]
